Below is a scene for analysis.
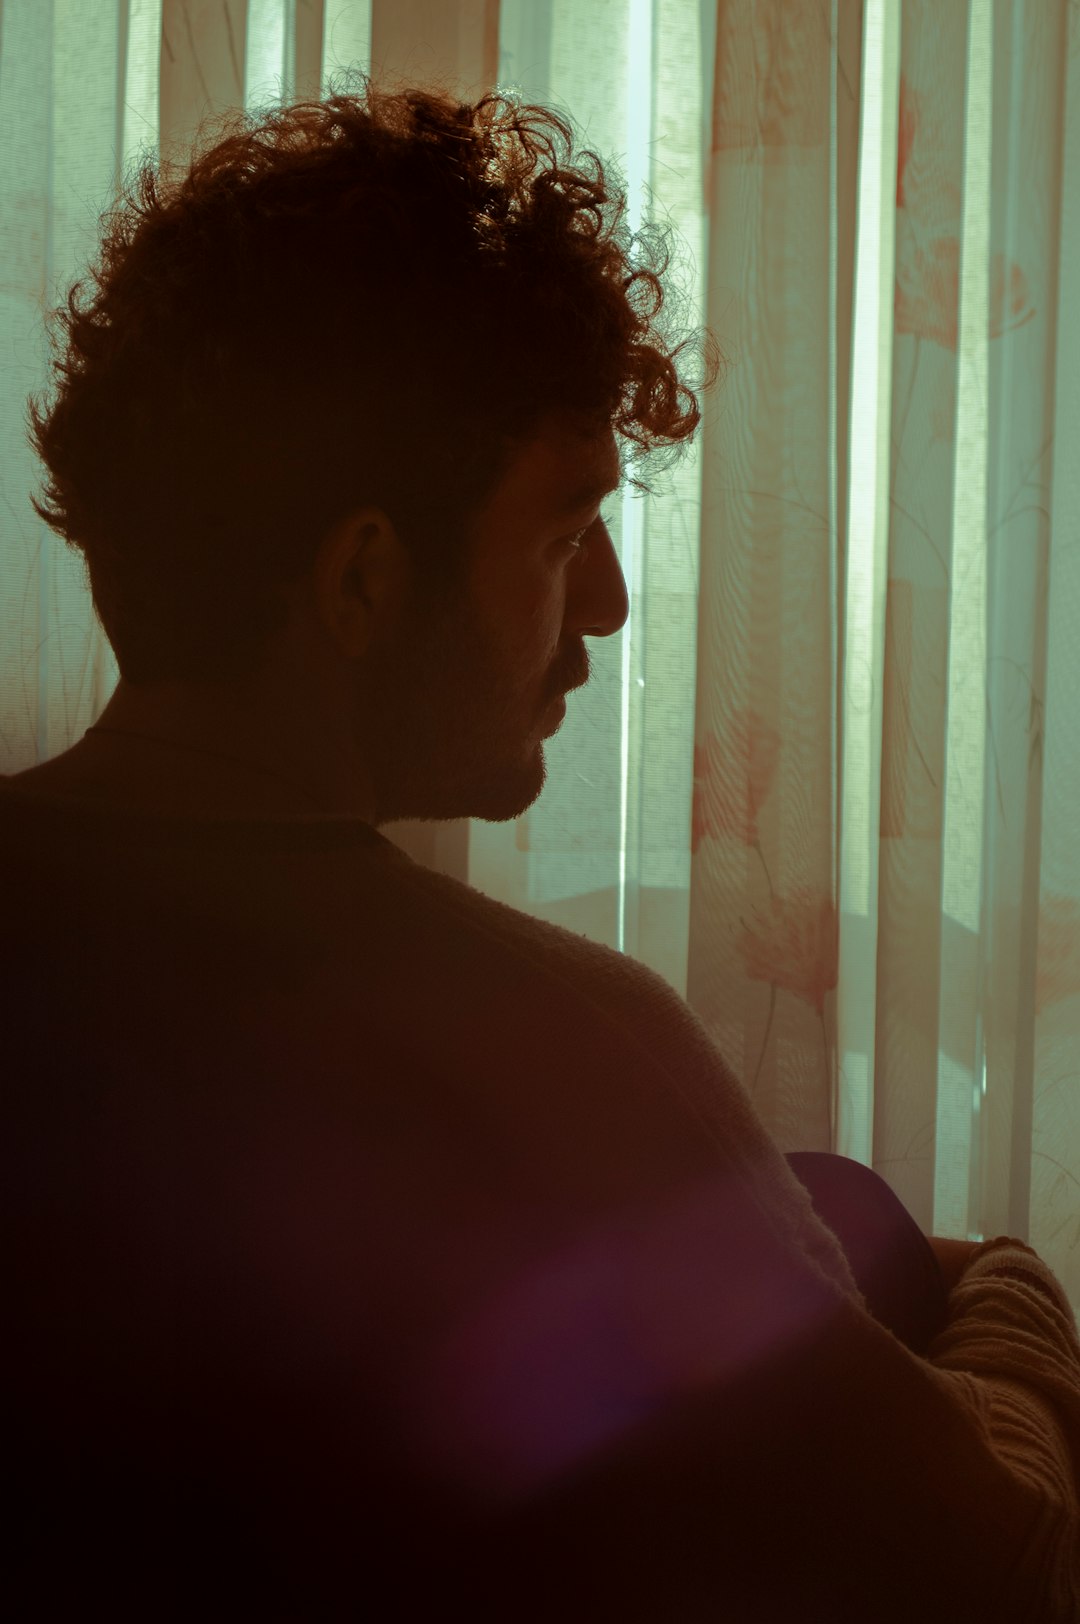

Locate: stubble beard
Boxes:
[356,587,549,827]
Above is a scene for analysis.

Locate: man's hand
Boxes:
[927,1235,983,1294]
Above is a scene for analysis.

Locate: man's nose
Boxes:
[571,521,630,639]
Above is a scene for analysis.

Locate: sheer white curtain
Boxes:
[505,4,1080,1323]
[1,0,1077,1309]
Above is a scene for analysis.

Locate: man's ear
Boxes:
[312,507,413,657]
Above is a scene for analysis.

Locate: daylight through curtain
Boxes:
[1,0,1077,1310]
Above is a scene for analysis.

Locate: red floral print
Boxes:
[738,888,839,1017]
[894,73,1035,350]
[988,252,1034,337]
[691,709,781,855]
[711,6,828,153]
[896,73,917,208]
[894,237,1034,351]
[895,233,961,350]
[1035,894,1080,1017]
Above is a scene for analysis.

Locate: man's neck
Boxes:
[10,674,377,821]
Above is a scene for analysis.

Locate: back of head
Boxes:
[27,71,720,687]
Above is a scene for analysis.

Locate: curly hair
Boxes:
[27,69,722,686]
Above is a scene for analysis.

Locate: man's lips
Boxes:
[540,693,567,737]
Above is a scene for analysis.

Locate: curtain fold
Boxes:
[1,0,1076,1309]
[691,0,848,1160]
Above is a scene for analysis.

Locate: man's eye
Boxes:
[562,509,611,553]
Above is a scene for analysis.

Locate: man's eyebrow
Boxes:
[559,473,623,517]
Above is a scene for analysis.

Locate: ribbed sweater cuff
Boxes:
[963,1236,1074,1322]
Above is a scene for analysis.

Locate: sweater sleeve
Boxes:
[923,1237,1080,1597]
[380,875,1080,1617]
[542,949,1080,1619]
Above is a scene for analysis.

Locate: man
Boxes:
[4,75,1078,1620]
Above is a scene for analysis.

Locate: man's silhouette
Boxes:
[3,74,1078,1622]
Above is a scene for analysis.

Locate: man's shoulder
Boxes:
[401,852,684,1013]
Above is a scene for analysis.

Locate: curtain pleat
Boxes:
[1031,0,1080,1301]
[690,0,847,1157]
[1,0,1076,1308]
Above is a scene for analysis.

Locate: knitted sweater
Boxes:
[2,783,1078,1621]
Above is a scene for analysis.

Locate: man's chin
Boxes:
[374,753,548,827]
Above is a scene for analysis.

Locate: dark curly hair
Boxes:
[27,69,722,686]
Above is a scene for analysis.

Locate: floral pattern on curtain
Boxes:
[680,0,1079,1314]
